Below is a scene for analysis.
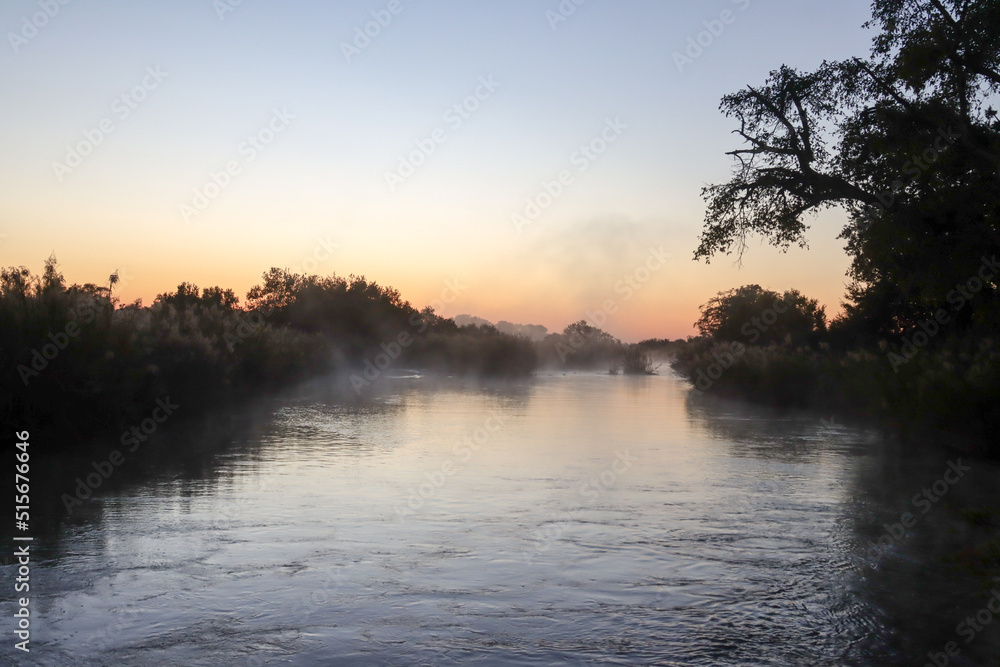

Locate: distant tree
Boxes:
[0,266,32,302]
[519,324,549,341]
[543,320,622,368]
[695,284,826,346]
[564,320,617,342]
[244,269,417,348]
[108,270,119,301]
[496,320,549,341]
[245,268,303,313]
[413,306,457,335]
[454,314,493,328]
[200,286,239,310]
[460,322,500,336]
[154,282,201,314]
[41,253,65,294]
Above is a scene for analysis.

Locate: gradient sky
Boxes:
[0,0,877,341]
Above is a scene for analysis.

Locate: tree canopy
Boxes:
[698,0,1000,333]
[695,285,827,347]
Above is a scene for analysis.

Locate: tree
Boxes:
[695,285,827,347]
[154,282,201,314]
[563,320,618,344]
[41,253,65,294]
[108,270,119,300]
[542,321,622,368]
[200,286,239,310]
[0,266,32,302]
[696,0,1000,333]
[245,268,303,313]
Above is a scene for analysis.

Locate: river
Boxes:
[4,371,999,665]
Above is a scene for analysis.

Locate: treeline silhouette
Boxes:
[0,259,665,444]
[0,259,542,443]
[670,283,999,455]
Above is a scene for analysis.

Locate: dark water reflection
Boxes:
[3,372,998,665]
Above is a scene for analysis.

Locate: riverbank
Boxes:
[669,336,1000,457]
[0,262,538,446]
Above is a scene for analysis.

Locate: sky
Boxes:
[0,0,878,341]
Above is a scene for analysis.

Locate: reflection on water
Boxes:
[3,372,998,665]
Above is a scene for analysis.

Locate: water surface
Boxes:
[5,372,999,665]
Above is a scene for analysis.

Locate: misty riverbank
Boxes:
[668,337,1000,458]
[1,261,657,446]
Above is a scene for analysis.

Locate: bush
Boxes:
[537,321,622,370]
[695,285,827,347]
[621,345,657,375]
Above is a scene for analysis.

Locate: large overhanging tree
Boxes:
[697,0,1000,336]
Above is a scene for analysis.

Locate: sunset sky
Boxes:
[0,0,876,341]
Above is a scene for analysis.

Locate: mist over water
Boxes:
[3,372,999,665]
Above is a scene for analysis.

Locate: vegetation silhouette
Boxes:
[695,285,827,347]
[674,0,1000,455]
[537,320,622,370]
[1,256,664,448]
[620,344,658,375]
[0,260,537,444]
